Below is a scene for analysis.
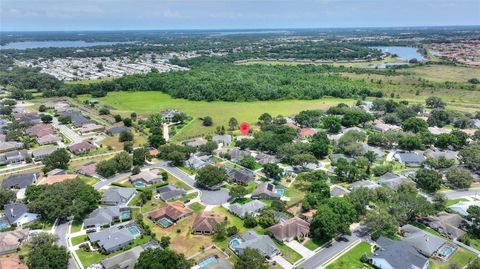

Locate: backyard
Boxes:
[325,242,373,269]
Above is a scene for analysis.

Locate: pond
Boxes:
[370,46,425,61]
[0,40,134,50]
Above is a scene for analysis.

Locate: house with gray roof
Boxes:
[370,236,429,269]
[0,150,28,165]
[228,200,265,218]
[421,212,467,240]
[394,151,425,167]
[129,169,163,186]
[157,185,187,201]
[106,126,130,136]
[1,173,38,189]
[184,137,208,148]
[212,134,232,146]
[3,202,39,227]
[88,226,137,253]
[251,183,281,200]
[448,201,480,216]
[401,224,449,257]
[350,180,380,190]
[232,231,280,259]
[424,149,458,161]
[100,241,160,269]
[228,148,251,162]
[101,187,136,206]
[186,155,208,170]
[377,172,415,191]
[225,167,254,185]
[330,185,350,197]
[32,146,57,160]
[84,206,130,229]
[255,152,278,165]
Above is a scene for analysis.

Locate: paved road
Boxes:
[148,161,195,187]
[297,227,368,269]
[52,117,83,144]
[441,188,480,199]
[94,172,131,190]
[54,220,79,269]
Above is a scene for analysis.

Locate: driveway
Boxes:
[285,240,314,258]
[272,256,293,269]
[52,117,83,145]
[297,227,368,269]
[94,172,131,190]
[200,188,230,205]
[148,161,195,187]
[441,188,480,199]
[54,220,79,269]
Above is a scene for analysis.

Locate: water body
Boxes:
[0,40,133,50]
[370,46,425,61]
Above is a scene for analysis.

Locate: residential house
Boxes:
[184,137,208,147]
[267,217,310,242]
[301,209,317,223]
[37,174,78,185]
[0,255,28,269]
[26,124,55,138]
[100,242,160,269]
[129,170,163,186]
[424,149,458,161]
[0,230,28,255]
[362,144,386,160]
[377,172,415,191]
[212,134,232,146]
[157,185,187,201]
[421,212,467,239]
[186,155,208,170]
[228,200,265,218]
[232,231,280,258]
[69,141,96,154]
[37,134,61,145]
[162,109,180,123]
[0,150,28,164]
[1,173,39,190]
[32,146,57,160]
[84,206,130,229]
[88,226,136,253]
[373,120,401,132]
[225,167,255,185]
[448,201,480,216]
[428,126,452,135]
[394,151,426,167]
[3,203,40,227]
[106,126,130,136]
[350,180,380,190]
[252,183,282,200]
[0,141,23,153]
[330,185,350,197]
[147,148,159,157]
[101,187,136,206]
[78,123,105,134]
[401,224,449,257]
[299,128,318,138]
[330,153,354,164]
[12,112,40,124]
[228,148,251,162]
[75,162,97,176]
[59,111,93,127]
[255,152,278,165]
[149,202,193,223]
[370,236,429,269]
[192,211,224,235]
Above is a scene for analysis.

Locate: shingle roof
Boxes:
[377,172,415,191]
[0,230,28,255]
[373,236,428,269]
[84,206,122,228]
[88,226,134,253]
[101,187,136,205]
[252,183,281,199]
[148,201,193,221]
[157,185,186,201]
[1,173,38,189]
[401,224,447,257]
[192,211,224,233]
[237,231,280,258]
[228,200,265,218]
[267,217,310,241]
[4,203,30,225]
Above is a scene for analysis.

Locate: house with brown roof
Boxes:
[78,123,105,134]
[299,128,318,138]
[129,169,163,186]
[0,230,28,255]
[0,255,28,269]
[75,162,97,176]
[37,174,78,185]
[301,209,317,223]
[69,141,96,154]
[267,217,310,242]
[26,124,55,138]
[192,211,225,235]
[149,202,193,224]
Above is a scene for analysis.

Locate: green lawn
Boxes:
[71,235,88,246]
[304,238,329,251]
[274,241,303,264]
[128,193,141,206]
[429,247,477,269]
[446,198,469,207]
[179,192,198,202]
[77,92,353,140]
[78,175,100,186]
[326,242,373,269]
[188,202,205,213]
[70,219,83,233]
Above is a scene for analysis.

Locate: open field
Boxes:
[404,65,480,83]
[77,92,355,141]
[237,56,404,67]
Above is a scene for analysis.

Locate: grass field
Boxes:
[238,56,404,67]
[404,65,480,83]
[446,198,469,207]
[77,92,354,141]
[325,242,373,269]
[429,247,477,269]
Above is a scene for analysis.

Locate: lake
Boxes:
[0,40,133,50]
[370,46,425,61]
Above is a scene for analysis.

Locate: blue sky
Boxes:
[1,0,479,31]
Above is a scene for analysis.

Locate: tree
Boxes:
[135,248,192,269]
[39,104,47,112]
[132,148,146,166]
[235,247,268,269]
[415,168,442,193]
[292,153,317,165]
[123,117,133,127]
[227,226,239,236]
[426,96,446,109]
[202,116,213,126]
[119,130,134,142]
[148,134,166,148]
[131,112,137,121]
[214,222,228,241]
[114,114,122,122]
[258,113,272,125]
[271,200,287,212]
[435,133,460,149]
[322,115,341,133]
[27,233,69,269]
[402,117,428,133]
[229,186,248,201]
[432,192,448,211]
[196,166,228,189]
[238,156,257,170]
[295,110,323,127]
[446,167,473,189]
[364,206,399,240]
[145,113,163,128]
[42,148,71,173]
[58,115,71,125]
[96,159,117,178]
[327,197,357,233]
[41,114,53,123]
[228,117,239,131]
[167,151,186,166]
[297,170,328,182]
[113,151,132,172]
[198,141,218,154]
[262,163,282,180]
[0,188,15,210]
[398,134,424,150]
[160,236,171,248]
[99,108,110,115]
[124,141,133,153]
[257,208,278,228]
[244,215,258,228]
[310,205,340,241]
[460,144,480,170]
[310,131,330,158]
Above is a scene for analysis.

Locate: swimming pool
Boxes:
[0,222,9,230]
[229,238,242,250]
[438,245,456,258]
[134,182,146,188]
[158,217,174,228]
[276,189,285,196]
[128,226,141,236]
[121,212,130,220]
[199,256,217,268]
